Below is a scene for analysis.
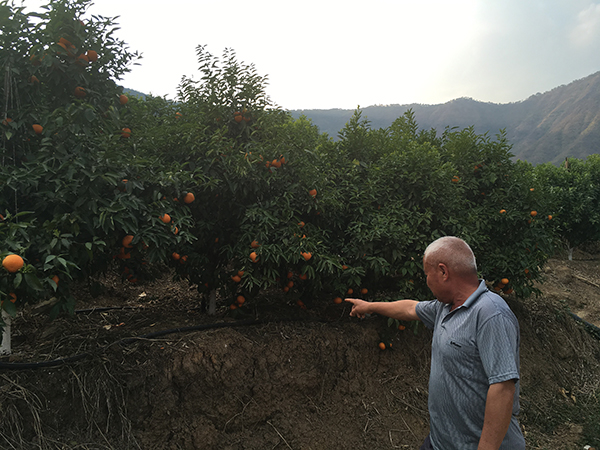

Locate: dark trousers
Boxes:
[419,434,433,450]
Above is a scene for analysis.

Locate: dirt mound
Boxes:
[1,254,599,449]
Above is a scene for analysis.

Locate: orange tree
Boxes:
[123,47,334,312]
[534,155,600,260]
[0,0,191,321]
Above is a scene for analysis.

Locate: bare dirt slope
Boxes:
[1,251,599,450]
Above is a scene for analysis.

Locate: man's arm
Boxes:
[478,380,516,450]
[345,298,420,321]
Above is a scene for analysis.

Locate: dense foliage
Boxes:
[2,0,598,336]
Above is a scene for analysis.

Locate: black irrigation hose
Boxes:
[0,318,273,371]
[570,312,600,339]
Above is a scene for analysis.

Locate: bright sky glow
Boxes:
[17,0,600,110]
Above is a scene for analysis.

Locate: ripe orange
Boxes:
[29,75,39,83]
[530,210,537,217]
[530,188,534,191]
[119,94,128,105]
[59,37,73,47]
[360,288,368,295]
[172,252,181,260]
[122,235,134,248]
[301,251,312,261]
[451,176,460,183]
[501,278,509,285]
[2,254,24,273]
[180,255,188,263]
[309,188,317,197]
[77,54,89,65]
[86,50,98,62]
[250,251,258,262]
[299,273,308,280]
[237,270,244,277]
[52,275,59,285]
[237,295,245,305]
[231,275,241,283]
[342,265,348,270]
[234,114,243,123]
[183,192,195,204]
[378,342,386,350]
[8,293,17,303]
[287,281,294,288]
[499,209,506,214]
[230,304,237,310]
[298,221,305,228]
[398,325,406,331]
[251,240,260,249]
[175,112,182,119]
[347,288,353,295]
[333,297,342,304]
[159,213,171,224]
[287,271,293,279]
[73,86,87,98]
[121,127,131,138]
[32,124,43,134]
[548,215,552,220]
[283,286,289,293]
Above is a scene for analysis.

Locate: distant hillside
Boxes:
[123,87,146,100]
[290,71,600,165]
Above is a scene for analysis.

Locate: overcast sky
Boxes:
[19,0,600,110]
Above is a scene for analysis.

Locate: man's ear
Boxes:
[438,263,449,280]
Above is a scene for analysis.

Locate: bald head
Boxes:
[423,236,477,278]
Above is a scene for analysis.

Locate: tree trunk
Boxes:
[208,289,217,315]
[0,310,11,355]
[568,247,574,261]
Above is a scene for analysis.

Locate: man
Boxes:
[345,236,526,450]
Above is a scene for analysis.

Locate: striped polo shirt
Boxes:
[415,280,526,450]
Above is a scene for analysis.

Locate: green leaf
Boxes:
[24,273,44,291]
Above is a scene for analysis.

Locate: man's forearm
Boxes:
[478,380,515,450]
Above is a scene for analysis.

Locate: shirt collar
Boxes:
[461,279,488,308]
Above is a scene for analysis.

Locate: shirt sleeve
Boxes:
[477,312,520,384]
[415,300,439,330]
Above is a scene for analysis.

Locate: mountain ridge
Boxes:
[289,71,600,165]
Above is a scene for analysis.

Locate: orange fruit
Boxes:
[287,271,293,279]
[119,94,128,105]
[236,295,245,305]
[172,226,179,235]
[530,210,537,217]
[234,114,243,123]
[172,252,181,260]
[378,342,386,350]
[298,221,305,228]
[451,176,460,182]
[8,293,17,303]
[347,288,353,295]
[52,275,59,285]
[299,273,308,280]
[73,86,87,98]
[2,254,24,273]
[301,251,312,261]
[32,124,43,134]
[86,50,98,62]
[360,288,368,295]
[297,300,305,307]
[122,235,134,248]
[231,275,241,283]
[175,112,182,119]
[59,37,73,47]
[250,251,258,262]
[530,188,534,191]
[548,215,552,220]
[230,304,237,310]
[333,297,342,304]
[183,192,195,204]
[283,286,289,293]
[501,278,509,285]
[159,213,171,224]
[499,209,506,214]
[342,265,348,270]
[251,240,260,249]
[29,75,39,83]
[180,255,188,263]
[121,127,131,138]
[77,54,89,64]
[398,325,406,331]
[309,189,317,197]
[287,281,294,288]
